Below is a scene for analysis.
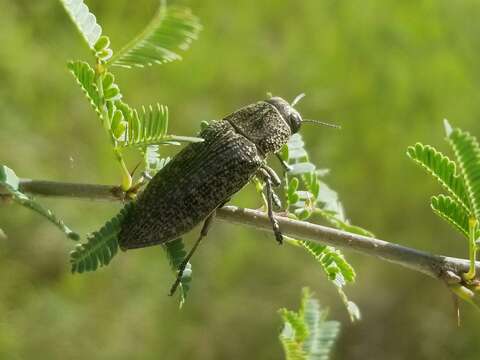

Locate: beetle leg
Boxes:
[265,178,283,245]
[257,168,283,245]
[260,165,282,208]
[276,154,292,173]
[271,192,282,209]
[169,210,216,296]
[261,164,282,187]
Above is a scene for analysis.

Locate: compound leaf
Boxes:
[283,134,372,237]
[119,103,203,147]
[163,238,192,308]
[67,60,101,115]
[109,2,201,68]
[446,123,480,220]
[60,0,102,49]
[302,289,341,360]
[70,202,133,273]
[407,142,470,212]
[141,145,171,177]
[279,288,341,360]
[297,240,359,322]
[431,194,471,239]
[281,133,366,320]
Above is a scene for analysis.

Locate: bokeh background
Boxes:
[1,0,480,359]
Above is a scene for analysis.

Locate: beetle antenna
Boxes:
[303,119,341,129]
[291,93,306,107]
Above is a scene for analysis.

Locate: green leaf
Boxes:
[431,195,470,239]
[282,133,366,320]
[0,164,19,191]
[67,61,101,115]
[302,289,341,360]
[284,134,372,237]
[68,62,129,137]
[93,35,113,62]
[287,178,300,205]
[70,202,133,273]
[299,241,355,283]
[109,2,202,69]
[407,142,470,212]
[141,145,171,177]
[163,238,192,308]
[290,162,316,175]
[279,288,341,360]
[119,103,203,147]
[122,103,168,146]
[279,308,308,360]
[443,118,453,137]
[298,240,360,322]
[0,165,79,241]
[446,125,480,220]
[60,0,102,49]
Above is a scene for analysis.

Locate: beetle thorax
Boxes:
[224,100,292,155]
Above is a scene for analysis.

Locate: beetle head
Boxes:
[224,95,339,156]
[267,94,340,133]
[266,96,303,134]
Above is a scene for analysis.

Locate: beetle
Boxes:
[118,95,335,294]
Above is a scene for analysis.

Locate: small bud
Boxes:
[104,85,121,101]
[110,110,124,131]
[297,208,311,220]
[289,177,299,191]
[93,35,110,52]
[113,121,127,140]
[97,48,113,61]
[103,72,115,90]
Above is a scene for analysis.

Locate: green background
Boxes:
[1,0,480,358]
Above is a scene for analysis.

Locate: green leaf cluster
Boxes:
[279,288,340,360]
[59,0,201,305]
[69,202,192,305]
[163,239,192,308]
[60,0,102,49]
[407,120,480,283]
[70,202,133,273]
[109,2,201,69]
[281,133,369,320]
[61,0,202,191]
[281,134,373,237]
[407,121,480,240]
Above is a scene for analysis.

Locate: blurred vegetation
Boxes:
[279,288,340,359]
[1,0,480,359]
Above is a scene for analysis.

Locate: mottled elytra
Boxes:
[118,96,307,295]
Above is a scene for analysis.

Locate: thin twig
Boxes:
[2,179,479,284]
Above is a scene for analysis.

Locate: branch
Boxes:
[16,179,122,201]
[2,179,479,284]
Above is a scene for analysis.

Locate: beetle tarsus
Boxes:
[169,210,217,296]
[260,165,282,209]
[261,164,282,187]
[272,192,282,209]
[258,168,284,245]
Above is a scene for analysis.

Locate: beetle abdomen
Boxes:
[118,120,263,250]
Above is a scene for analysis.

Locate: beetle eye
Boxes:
[289,112,302,133]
